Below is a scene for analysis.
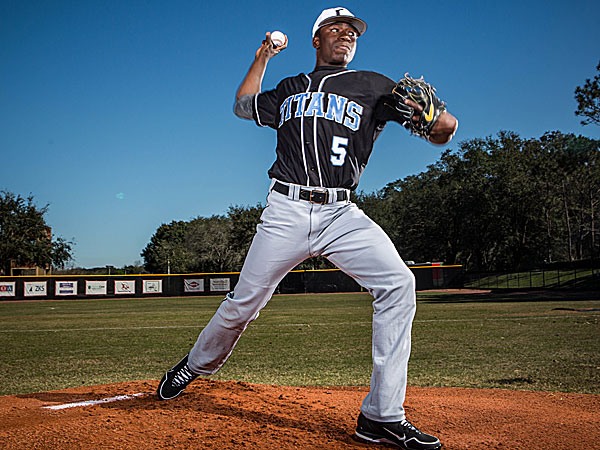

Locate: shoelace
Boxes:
[399,419,420,433]
[172,365,196,387]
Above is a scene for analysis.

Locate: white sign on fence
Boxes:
[86,280,107,295]
[114,280,135,295]
[210,278,230,292]
[56,281,77,296]
[184,279,204,293]
[0,282,16,297]
[143,279,162,294]
[24,281,47,297]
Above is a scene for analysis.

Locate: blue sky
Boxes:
[1,0,599,268]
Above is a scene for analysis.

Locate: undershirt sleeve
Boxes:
[233,94,255,120]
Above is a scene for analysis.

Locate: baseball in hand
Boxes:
[270,30,286,48]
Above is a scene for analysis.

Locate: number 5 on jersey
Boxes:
[330,136,348,166]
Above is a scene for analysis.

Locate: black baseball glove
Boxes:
[379,73,447,139]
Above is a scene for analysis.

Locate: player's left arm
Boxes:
[401,98,457,145]
[376,74,458,145]
[427,109,458,145]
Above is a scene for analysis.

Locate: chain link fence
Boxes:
[464,266,600,290]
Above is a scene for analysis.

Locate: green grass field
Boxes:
[1,291,599,396]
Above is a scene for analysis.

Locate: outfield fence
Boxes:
[464,266,600,290]
[0,264,463,301]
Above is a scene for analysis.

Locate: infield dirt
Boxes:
[1,379,598,449]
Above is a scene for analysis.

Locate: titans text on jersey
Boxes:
[278,92,363,132]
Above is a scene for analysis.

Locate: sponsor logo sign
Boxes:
[56,281,77,296]
[210,277,230,292]
[24,281,47,297]
[86,280,107,295]
[114,280,135,295]
[143,279,162,294]
[184,279,204,293]
[0,282,16,297]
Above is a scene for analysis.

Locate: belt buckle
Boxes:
[309,189,328,204]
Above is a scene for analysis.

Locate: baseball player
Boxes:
[158,7,457,450]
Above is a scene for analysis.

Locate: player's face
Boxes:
[313,22,358,67]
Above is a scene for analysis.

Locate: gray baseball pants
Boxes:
[188,179,416,422]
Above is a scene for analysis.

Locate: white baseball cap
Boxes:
[312,7,367,38]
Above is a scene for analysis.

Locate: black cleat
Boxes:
[355,413,442,450]
[157,354,199,400]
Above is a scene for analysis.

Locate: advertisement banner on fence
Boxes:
[184,279,204,293]
[0,282,16,297]
[86,280,107,295]
[210,277,230,292]
[56,281,77,296]
[114,280,135,295]
[143,279,162,294]
[24,281,47,297]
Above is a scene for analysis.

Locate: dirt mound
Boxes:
[1,379,598,449]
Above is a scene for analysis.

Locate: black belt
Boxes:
[272,181,348,204]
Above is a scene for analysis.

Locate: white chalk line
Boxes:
[2,313,597,333]
[0,325,203,333]
[42,392,146,410]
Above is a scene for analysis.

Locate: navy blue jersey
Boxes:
[253,66,396,190]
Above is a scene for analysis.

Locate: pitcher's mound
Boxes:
[2,379,598,449]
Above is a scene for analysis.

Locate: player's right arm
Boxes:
[235,32,287,120]
[235,32,287,101]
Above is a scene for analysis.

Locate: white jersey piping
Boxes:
[254,94,266,127]
[313,70,354,187]
[301,74,312,185]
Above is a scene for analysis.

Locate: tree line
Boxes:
[356,131,599,271]
[141,205,264,274]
